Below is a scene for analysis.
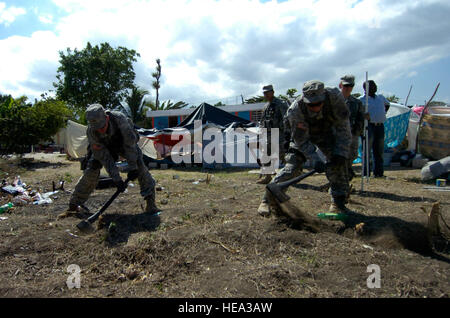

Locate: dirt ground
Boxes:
[0,153,449,298]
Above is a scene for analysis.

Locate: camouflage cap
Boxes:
[340,75,355,86]
[302,80,325,104]
[86,104,107,130]
[262,84,274,93]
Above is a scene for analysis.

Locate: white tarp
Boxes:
[55,120,161,160]
[53,120,88,159]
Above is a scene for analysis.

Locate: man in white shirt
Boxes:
[359,80,390,178]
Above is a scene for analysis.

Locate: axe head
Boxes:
[76,219,95,234]
[266,183,291,203]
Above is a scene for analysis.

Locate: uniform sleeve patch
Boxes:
[92,143,103,151]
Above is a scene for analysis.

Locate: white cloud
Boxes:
[38,14,54,24]
[0,0,450,104]
[0,2,26,26]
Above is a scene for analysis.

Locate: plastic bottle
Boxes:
[0,202,13,214]
[317,212,347,221]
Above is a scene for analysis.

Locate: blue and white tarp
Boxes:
[355,103,411,163]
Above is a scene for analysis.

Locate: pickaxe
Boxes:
[266,169,316,203]
[76,178,130,233]
[266,169,320,231]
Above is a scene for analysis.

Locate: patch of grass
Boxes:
[297,253,320,267]
[182,212,191,222]
[63,173,73,183]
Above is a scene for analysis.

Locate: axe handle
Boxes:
[86,178,130,224]
[273,169,316,191]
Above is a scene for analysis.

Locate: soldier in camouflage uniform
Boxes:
[257,85,290,184]
[339,75,365,181]
[59,104,159,218]
[258,80,351,216]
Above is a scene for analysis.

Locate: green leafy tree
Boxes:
[0,93,12,104]
[117,86,149,125]
[214,101,225,107]
[0,96,70,155]
[286,88,298,98]
[152,58,162,109]
[53,42,140,116]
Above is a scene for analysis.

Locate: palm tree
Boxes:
[152,58,161,109]
[144,99,188,111]
[117,86,149,124]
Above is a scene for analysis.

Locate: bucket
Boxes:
[383,150,394,167]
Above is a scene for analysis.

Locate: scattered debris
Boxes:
[208,238,239,254]
[362,244,374,250]
[0,216,8,221]
[0,202,14,213]
[2,185,26,195]
[355,222,365,235]
[65,229,79,238]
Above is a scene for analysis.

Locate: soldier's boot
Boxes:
[345,184,353,204]
[145,195,160,215]
[57,204,82,220]
[258,201,271,217]
[256,174,273,185]
[329,196,349,214]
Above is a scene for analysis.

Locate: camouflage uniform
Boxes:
[258,86,289,179]
[346,94,365,179]
[259,80,351,214]
[69,104,157,212]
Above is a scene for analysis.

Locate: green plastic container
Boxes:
[0,202,13,214]
[317,212,347,221]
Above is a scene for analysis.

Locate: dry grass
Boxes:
[0,153,449,298]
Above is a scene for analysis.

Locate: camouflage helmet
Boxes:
[302,80,325,104]
[86,104,107,130]
[262,84,274,93]
[340,75,355,86]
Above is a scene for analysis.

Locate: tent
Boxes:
[178,102,253,129]
[138,103,260,168]
[53,120,88,159]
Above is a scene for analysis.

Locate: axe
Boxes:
[76,178,130,233]
[266,169,316,203]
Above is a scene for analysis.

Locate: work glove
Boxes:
[313,160,326,173]
[328,154,347,168]
[114,179,127,193]
[127,169,139,181]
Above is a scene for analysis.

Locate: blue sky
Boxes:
[1,0,449,106]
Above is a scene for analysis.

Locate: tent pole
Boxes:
[404,85,413,107]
